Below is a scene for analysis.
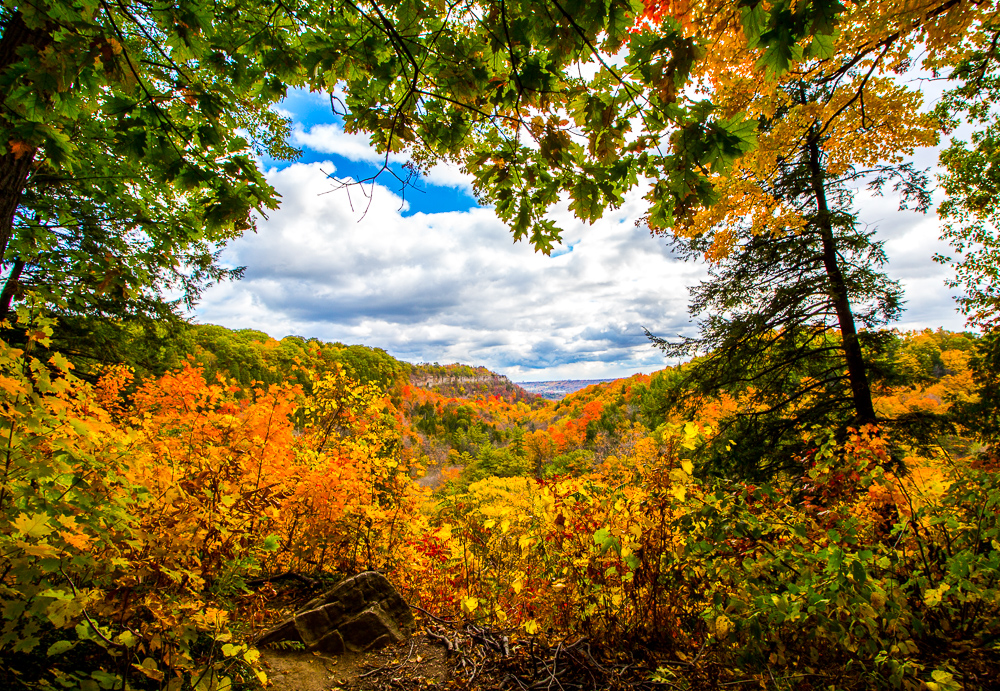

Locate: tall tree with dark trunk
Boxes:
[0,10,47,262]
[648,78,930,475]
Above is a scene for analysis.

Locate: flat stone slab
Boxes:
[257,571,415,654]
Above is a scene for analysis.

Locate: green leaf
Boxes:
[806,31,835,60]
[47,640,76,656]
[740,3,769,48]
[851,560,867,585]
[13,636,41,653]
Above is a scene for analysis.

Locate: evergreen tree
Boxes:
[649,81,930,477]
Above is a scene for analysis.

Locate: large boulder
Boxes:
[257,571,415,654]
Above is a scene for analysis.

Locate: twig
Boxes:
[359,638,417,678]
[408,602,457,625]
[60,569,126,651]
[426,628,457,653]
[545,642,564,691]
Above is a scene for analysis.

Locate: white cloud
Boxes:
[193,160,970,381]
[195,161,704,379]
[291,123,408,165]
[853,179,966,332]
[291,123,478,195]
[421,160,476,194]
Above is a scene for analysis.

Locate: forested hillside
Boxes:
[4,0,1000,689]
[1,318,997,689]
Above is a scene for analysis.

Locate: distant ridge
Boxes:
[409,363,539,403]
[516,379,619,400]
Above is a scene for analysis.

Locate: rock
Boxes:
[257,571,415,654]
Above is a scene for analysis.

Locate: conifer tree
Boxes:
[649,79,930,475]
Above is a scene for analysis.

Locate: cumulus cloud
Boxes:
[853,187,966,332]
[291,123,408,165]
[195,160,705,379]
[194,157,969,381]
[291,123,477,195]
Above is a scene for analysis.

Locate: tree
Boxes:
[321,0,989,246]
[0,0,749,342]
[937,24,1000,329]
[0,1,298,323]
[648,118,920,474]
[631,1,968,472]
[935,23,1000,444]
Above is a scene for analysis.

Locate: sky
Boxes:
[192,89,968,382]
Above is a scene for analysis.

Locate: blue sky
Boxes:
[193,89,967,381]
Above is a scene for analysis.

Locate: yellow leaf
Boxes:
[21,542,61,558]
[680,459,694,475]
[60,530,93,552]
[12,512,52,538]
[483,519,496,529]
[460,596,479,614]
[133,659,164,682]
[923,583,950,607]
[512,578,524,594]
[524,620,539,635]
[243,648,260,664]
[670,485,687,502]
[0,375,26,396]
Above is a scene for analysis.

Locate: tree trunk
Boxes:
[0,257,24,321]
[806,136,878,425]
[0,10,49,264]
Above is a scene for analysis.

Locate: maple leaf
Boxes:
[12,512,53,538]
[59,530,94,551]
[8,139,33,159]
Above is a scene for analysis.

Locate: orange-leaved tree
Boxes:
[637,0,990,474]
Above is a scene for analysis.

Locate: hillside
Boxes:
[410,362,539,403]
[2,320,998,691]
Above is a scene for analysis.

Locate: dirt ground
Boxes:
[261,633,452,691]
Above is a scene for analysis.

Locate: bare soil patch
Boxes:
[261,633,451,691]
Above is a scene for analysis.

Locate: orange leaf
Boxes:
[8,140,33,159]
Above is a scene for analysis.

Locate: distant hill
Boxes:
[515,379,620,400]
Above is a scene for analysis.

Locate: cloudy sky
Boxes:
[193,89,967,381]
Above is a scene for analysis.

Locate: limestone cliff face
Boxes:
[409,373,506,388]
[407,368,537,403]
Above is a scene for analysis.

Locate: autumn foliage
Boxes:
[1,313,997,690]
